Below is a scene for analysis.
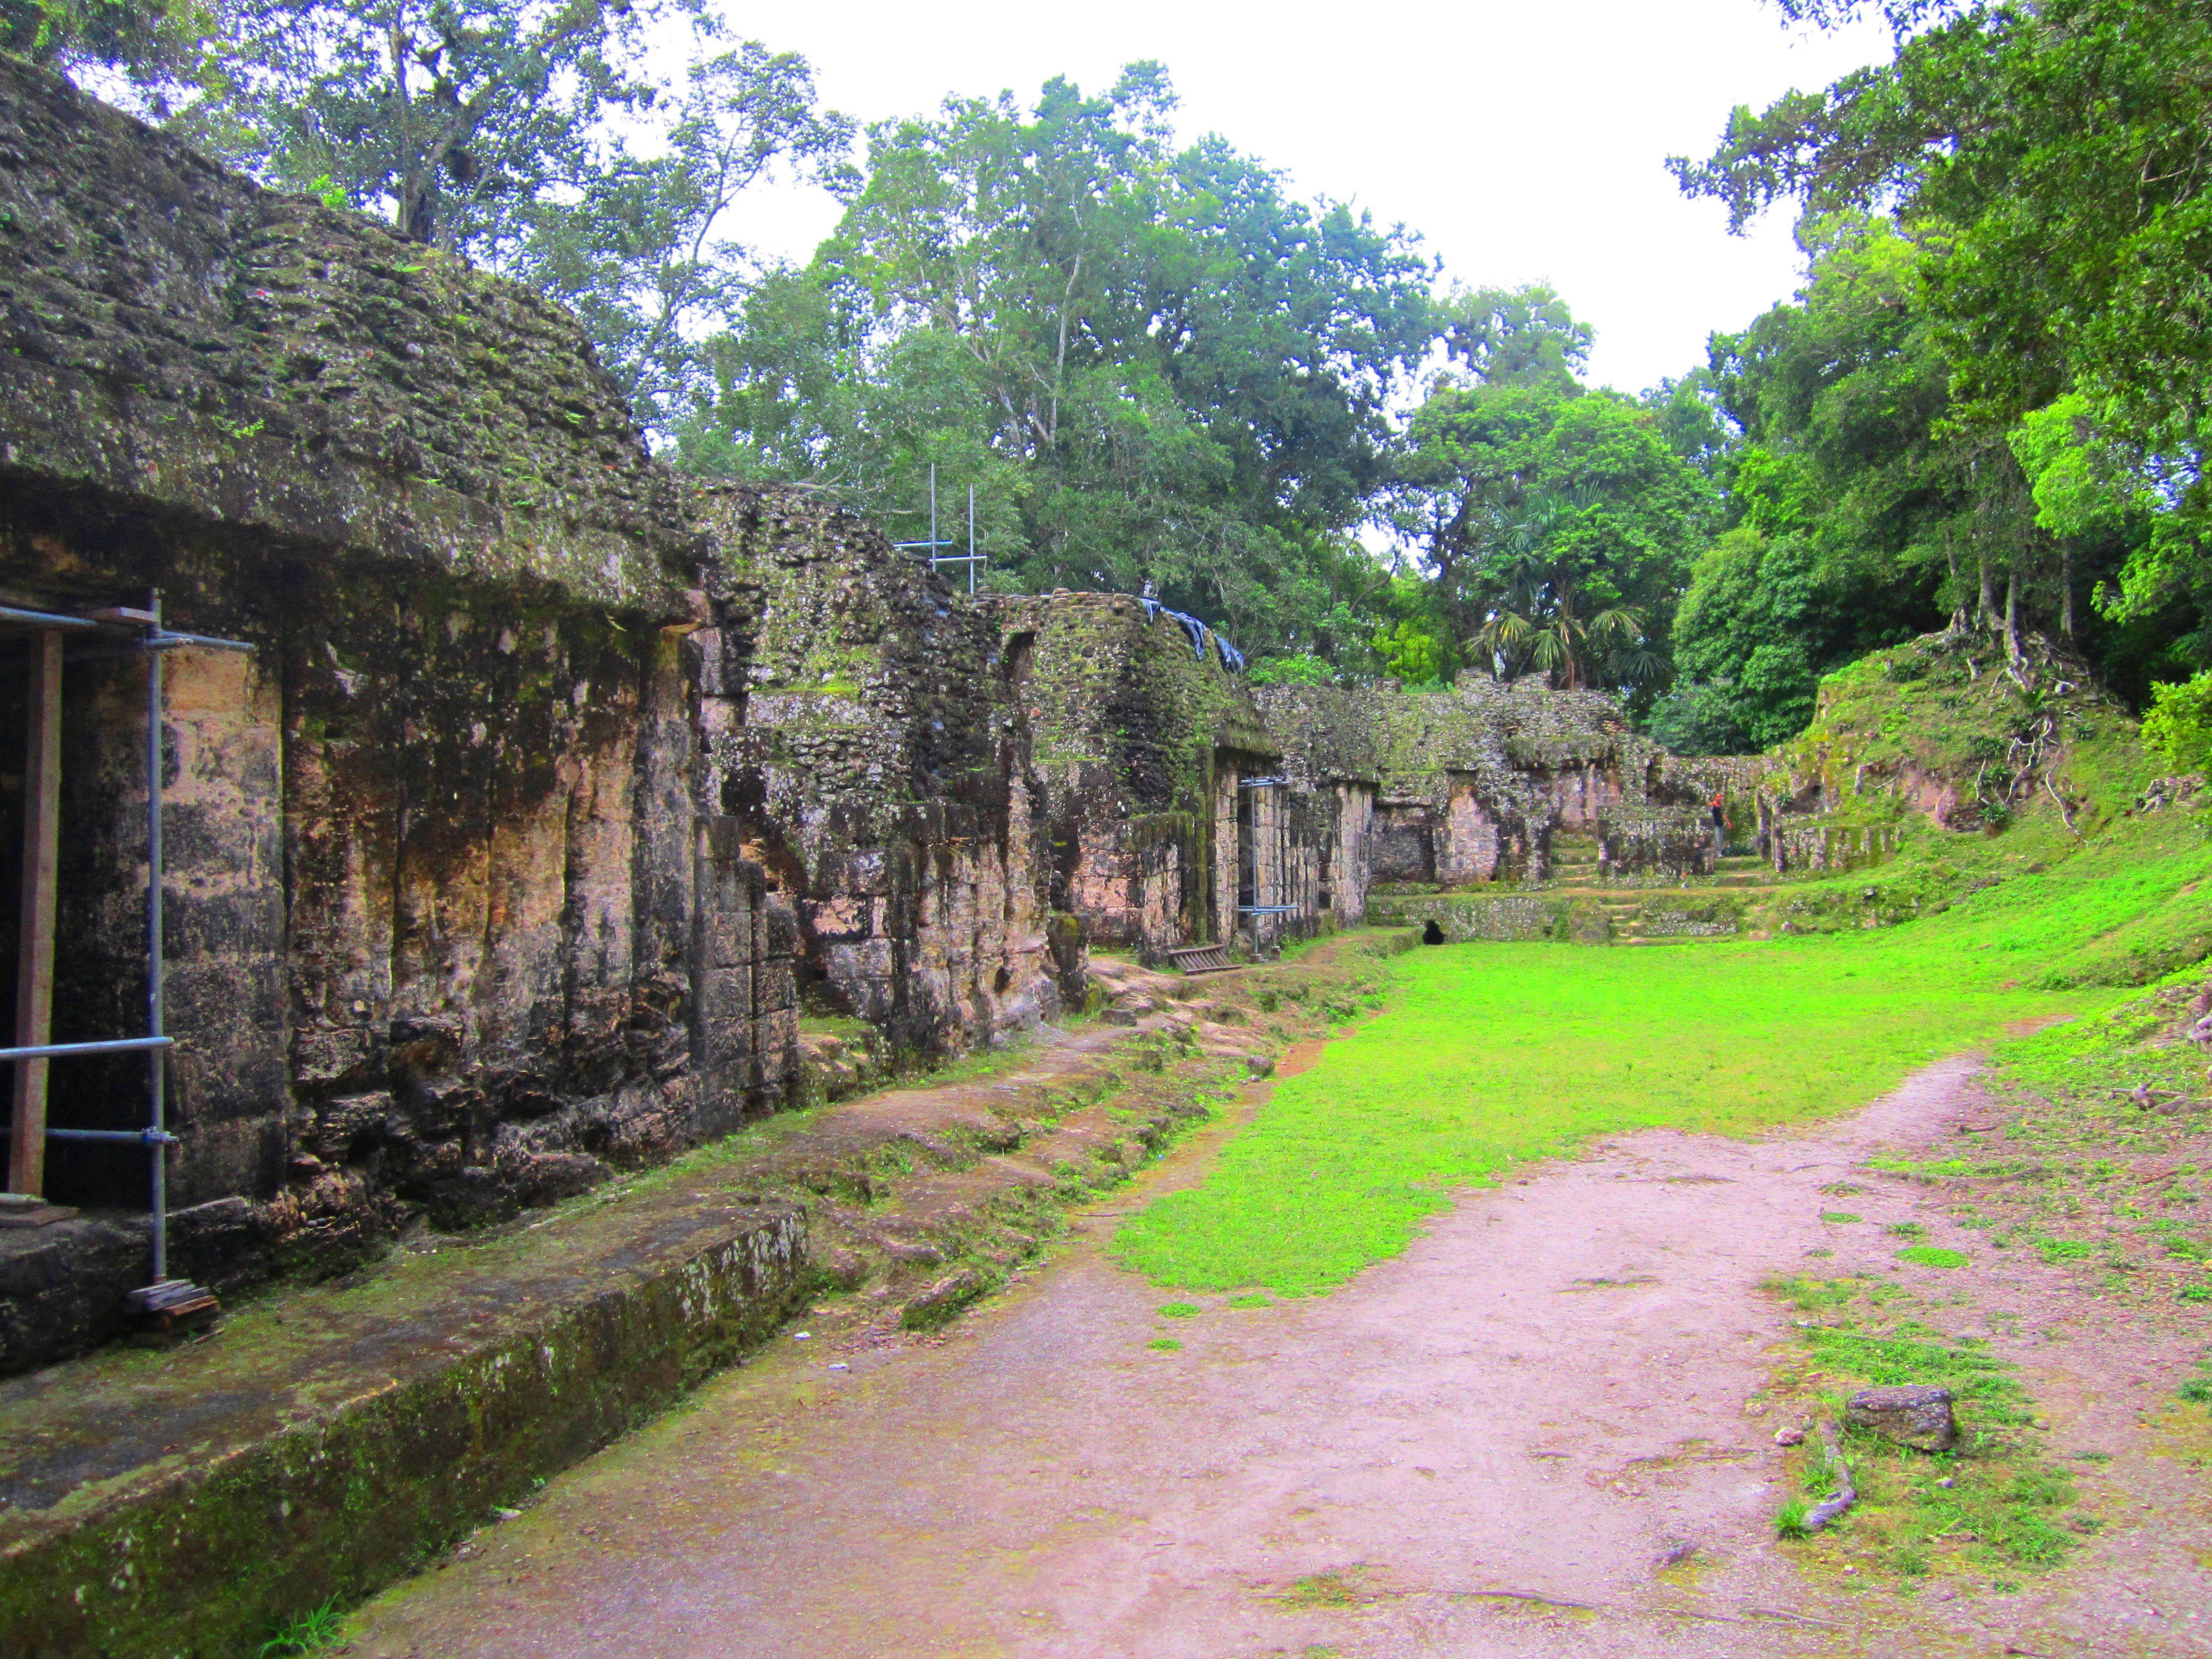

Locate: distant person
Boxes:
[1709,789,1726,839]
[1421,919,1445,945]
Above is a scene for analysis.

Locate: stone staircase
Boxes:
[1369,838,1803,947]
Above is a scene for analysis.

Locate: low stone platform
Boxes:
[0,933,1402,1658]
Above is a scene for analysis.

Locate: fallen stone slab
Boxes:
[1844,1383,1958,1451]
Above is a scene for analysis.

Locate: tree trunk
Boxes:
[2003,567,2023,665]
[2060,542,2076,637]
[399,169,437,244]
[1977,541,1997,633]
[1945,530,1965,632]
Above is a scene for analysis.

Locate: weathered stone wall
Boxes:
[987,591,1281,960]
[0,65,1099,1367]
[0,54,684,607]
[693,486,1065,1051]
[1260,675,1676,887]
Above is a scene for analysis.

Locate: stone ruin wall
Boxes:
[0,59,1824,1369]
[987,590,1310,962]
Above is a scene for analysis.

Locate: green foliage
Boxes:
[188,0,683,251]
[2140,672,2212,777]
[1674,1,2212,686]
[507,44,855,430]
[1,0,222,110]
[259,1597,347,1656]
[1667,216,2001,743]
[1368,620,1449,686]
[1390,322,1714,700]
[1246,653,1336,688]
[683,65,1436,658]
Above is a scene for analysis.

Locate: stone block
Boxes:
[291,1026,383,1090]
[1845,1384,1956,1451]
[703,911,752,970]
[753,958,797,1015]
[694,964,754,1029]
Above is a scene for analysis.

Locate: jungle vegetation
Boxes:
[13,0,2211,740]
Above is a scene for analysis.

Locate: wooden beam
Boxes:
[8,630,61,1197]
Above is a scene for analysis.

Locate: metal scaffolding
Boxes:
[0,594,252,1314]
[891,465,987,593]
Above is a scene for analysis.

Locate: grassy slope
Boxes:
[1117,635,2212,1297]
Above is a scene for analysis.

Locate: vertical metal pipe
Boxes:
[146,594,165,1283]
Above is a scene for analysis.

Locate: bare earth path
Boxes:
[349,1047,2212,1658]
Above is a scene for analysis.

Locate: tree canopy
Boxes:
[1671,0,2212,703]
[25,5,2211,742]
[679,65,1440,656]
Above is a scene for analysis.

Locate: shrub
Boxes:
[2141,671,2212,776]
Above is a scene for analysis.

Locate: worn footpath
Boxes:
[0,935,1406,1658]
[344,1047,2212,1657]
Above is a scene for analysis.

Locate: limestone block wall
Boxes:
[989,591,1285,961]
[1311,781,1372,926]
[1770,820,1901,874]
[693,488,1061,1051]
[1597,810,1717,880]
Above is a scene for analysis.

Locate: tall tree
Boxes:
[512,44,856,431]
[1390,289,1712,699]
[1,0,219,110]
[188,0,679,252]
[1671,0,2212,674]
[680,65,1436,657]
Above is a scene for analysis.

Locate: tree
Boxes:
[1390,299,1711,700]
[1469,490,1667,691]
[1436,282,1591,390]
[682,65,1436,660]
[1672,0,2212,673]
[1,0,220,110]
[512,44,856,431]
[1667,215,1963,738]
[190,0,678,252]
[2142,672,2212,777]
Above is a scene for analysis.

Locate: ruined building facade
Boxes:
[0,60,1760,1369]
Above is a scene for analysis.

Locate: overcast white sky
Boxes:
[711,0,1895,396]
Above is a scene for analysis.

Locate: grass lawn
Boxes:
[1114,810,2211,1296]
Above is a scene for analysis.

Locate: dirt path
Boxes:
[346,1048,2212,1658]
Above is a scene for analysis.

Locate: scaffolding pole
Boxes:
[0,595,250,1304]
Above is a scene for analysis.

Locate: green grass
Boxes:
[1896,1246,1970,1269]
[1765,1277,2079,1584]
[1115,939,2093,1294]
[260,1599,347,1656]
[1115,796,2210,1296]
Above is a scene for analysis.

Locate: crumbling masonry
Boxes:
[0,59,1838,1369]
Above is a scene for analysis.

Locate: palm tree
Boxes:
[1466,490,1668,692]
